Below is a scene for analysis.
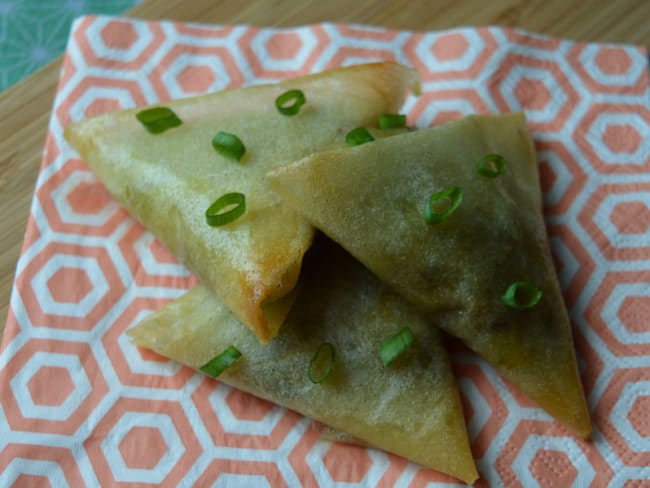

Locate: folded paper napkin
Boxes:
[1,15,649,486]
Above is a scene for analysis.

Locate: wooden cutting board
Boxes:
[1,0,649,339]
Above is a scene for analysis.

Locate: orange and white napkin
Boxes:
[1,15,649,486]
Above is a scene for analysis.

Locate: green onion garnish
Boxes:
[345,127,375,146]
[205,192,246,227]
[275,89,306,116]
[308,342,335,383]
[135,107,182,134]
[423,186,463,224]
[502,281,543,309]
[212,131,246,162]
[378,113,407,129]
[199,345,242,377]
[477,154,507,178]
[379,327,415,366]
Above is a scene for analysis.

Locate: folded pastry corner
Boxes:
[266,113,591,437]
[128,241,478,484]
[65,62,418,343]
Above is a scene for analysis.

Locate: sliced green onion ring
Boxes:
[502,281,543,309]
[423,186,463,224]
[345,127,375,146]
[199,345,242,377]
[212,131,246,162]
[308,342,335,383]
[135,107,182,134]
[378,113,407,129]
[379,327,415,366]
[205,192,246,227]
[477,154,507,178]
[275,89,306,116]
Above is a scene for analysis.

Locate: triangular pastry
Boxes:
[65,62,418,343]
[129,239,479,484]
[267,113,591,437]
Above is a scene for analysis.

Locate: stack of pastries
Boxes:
[65,63,591,485]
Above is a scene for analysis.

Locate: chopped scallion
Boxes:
[378,113,407,129]
[199,345,242,377]
[502,281,543,309]
[135,107,182,134]
[477,154,507,178]
[345,127,375,146]
[423,186,463,224]
[275,89,306,116]
[205,192,246,227]
[308,342,335,383]
[379,327,415,366]
[212,131,246,162]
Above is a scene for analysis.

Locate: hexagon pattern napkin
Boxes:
[1,15,650,487]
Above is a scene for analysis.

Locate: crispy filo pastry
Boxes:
[65,62,418,343]
[267,113,591,437]
[128,240,479,484]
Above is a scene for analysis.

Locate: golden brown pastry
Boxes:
[129,239,478,484]
[65,62,419,343]
[267,113,591,437]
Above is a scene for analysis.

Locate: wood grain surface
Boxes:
[1,0,649,339]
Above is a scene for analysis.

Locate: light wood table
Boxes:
[1,0,649,340]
